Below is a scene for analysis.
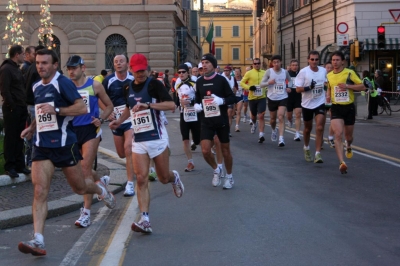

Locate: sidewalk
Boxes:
[1,97,399,229]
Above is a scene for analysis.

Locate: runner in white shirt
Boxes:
[222,65,237,136]
[259,55,292,147]
[295,51,327,163]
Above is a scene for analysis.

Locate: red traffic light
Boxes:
[377,26,385,34]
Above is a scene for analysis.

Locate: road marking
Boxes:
[59,207,112,266]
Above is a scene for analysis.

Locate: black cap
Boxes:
[201,54,218,68]
[66,55,84,67]
[177,64,189,72]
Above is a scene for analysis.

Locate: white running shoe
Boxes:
[97,181,116,209]
[287,120,293,128]
[75,208,91,228]
[294,132,301,141]
[242,115,247,123]
[223,176,234,189]
[172,170,184,198]
[131,217,152,234]
[100,175,110,186]
[124,182,135,197]
[278,138,285,147]
[271,128,278,141]
[250,121,258,134]
[212,167,222,187]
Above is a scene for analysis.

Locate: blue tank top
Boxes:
[32,72,81,148]
[127,78,162,142]
[72,79,99,126]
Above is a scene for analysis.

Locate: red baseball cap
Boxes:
[130,53,148,72]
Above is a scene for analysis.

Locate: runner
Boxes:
[109,53,184,234]
[324,61,335,148]
[66,55,114,228]
[240,58,267,143]
[295,51,327,163]
[286,59,302,141]
[241,66,251,124]
[18,49,115,256]
[102,55,135,196]
[326,51,365,174]
[234,68,244,132]
[222,65,237,135]
[260,55,292,146]
[175,63,200,172]
[194,53,236,189]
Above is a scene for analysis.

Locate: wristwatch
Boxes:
[55,107,60,114]
[146,102,151,109]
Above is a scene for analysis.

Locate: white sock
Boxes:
[127,181,134,186]
[97,183,107,197]
[34,233,44,243]
[217,164,223,170]
[226,173,233,179]
[315,151,320,155]
[304,146,310,150]
[279,136,284,141]
[83,208,91,215]
[328,136,334,140]
[259,132,264,137]
[188,159,193,164]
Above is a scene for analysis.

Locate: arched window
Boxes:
[297,40,300,62]
[105,34,127,71]
[291,42,295,59]
[39,34,61,68]
[316,35,321,47]
[308,37,311,52]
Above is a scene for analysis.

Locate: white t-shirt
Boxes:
[175,76,197,91]
[266,68,291,101]
[295,66,327,109]
[223,75,235,91]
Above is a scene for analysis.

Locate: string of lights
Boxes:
[38,0,54,49]
[2,0,24,48]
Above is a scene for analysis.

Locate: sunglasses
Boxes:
[309,58,319,61]
[253,62,261,65]
[177,71,187,74]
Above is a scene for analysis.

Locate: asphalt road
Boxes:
[1,111,399,266]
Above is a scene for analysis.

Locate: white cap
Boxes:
[198,62,203,68]
[184,62,192,68]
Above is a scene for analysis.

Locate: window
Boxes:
[308,37,311,52]
[316,35,321,47]
[291,42,295,59]
[297,40,300,62]
[250,25,253,36]
[40,35,61,69]
[105,34,127,71]
[215,26,222,37]
[304,0,310,4]
[216,48,222,60]
[232,48,239,60]
[294,0,300,9]
[233,26,239,37]
[201,26,206,38]
[250,47,253,59]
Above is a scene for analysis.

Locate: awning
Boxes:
[364,38,399,50]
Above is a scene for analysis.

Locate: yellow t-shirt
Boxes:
[327,68,362,105]
[240,69,266,100]
[93,74,104,84]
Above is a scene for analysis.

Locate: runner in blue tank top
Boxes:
[18,49,115,257]
[102,55,136,197]
[110,53,184,234]
[66,55,114,228]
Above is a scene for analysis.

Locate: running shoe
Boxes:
[148,167,157,181]
[314,153,323,163]
[294,132,301,141]
[329,139,335,148]
[258,135,265,143]
[223,177,234,189]
[212,167,222,187]
[124,182,135,197]
[304,149,312,162]
[131,219,152,234]
[339,162,348,174]
[75,208,91,228]
[242,115,247,123]
[185,162,195,172]
[346,147,353,159]
[287,120,293,128]
[229,133,233,137]
[250,121,258,134]
[190,142,196,151]
[211,146,216,155]
[249,120,253,126]
[235,125,240,132]
[271,128,278,142]
[278,139,285,147]
[97,181,116,209]
[18,239,46,256]
[172,170,184,198]
[100,175,110,187]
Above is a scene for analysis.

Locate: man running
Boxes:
[18,49,115,256]
[326,51,365,174]
[194,53,236,189]
[260,55,292,146]
[110,53,184,234]
[66,55,114,228]
[234,68,244,132]
[240,58,267,143]
[286,59,302,141]
[295,51,327,163]
[102,55,135,196]
[222,65,237,135]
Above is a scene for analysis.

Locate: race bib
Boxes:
[253,85,262,96]
[79,90,90,113]
[312,84,324,99]
[202,98,220,117]
[183,107,198,122]
[130,109,154,134]
[334,86,349,103]
[35,102,58,132]
[274,83,285,94]
[291,77,296,89]
[236,87,243,97]
[114,104,130,124]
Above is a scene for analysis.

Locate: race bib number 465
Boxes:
[35,102,58,132]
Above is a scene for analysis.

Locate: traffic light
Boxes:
[377,26,386,49]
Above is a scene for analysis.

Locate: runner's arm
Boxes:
[240,72,250,90]
[93,80,114,120]
[259,69,271,88]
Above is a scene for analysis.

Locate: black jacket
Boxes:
[0,59,26,109]
[24,62,41,105]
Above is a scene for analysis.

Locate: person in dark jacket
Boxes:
[20,46,35,76]
[0,45,30,177]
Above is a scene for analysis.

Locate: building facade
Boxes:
[199,0,253,71]
[0,0,201,76]
[255,0,400,93]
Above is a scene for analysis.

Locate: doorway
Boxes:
[377,57,394,95]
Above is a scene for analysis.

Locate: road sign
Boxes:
[337,34,349,46]
[389,9,400,22]
[336,22,349,34]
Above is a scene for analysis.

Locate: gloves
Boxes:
[194,103,203,112]
[310,79,316,90]
[211,94,224,105]
[249,85,257,91]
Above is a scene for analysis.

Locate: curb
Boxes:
[0,173,31,187]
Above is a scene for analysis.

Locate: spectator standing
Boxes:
[164,69,171,92]
[0,45,30,177]
[93,69,108,84]
[20,46,35,76]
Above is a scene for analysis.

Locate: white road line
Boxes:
[99,195,139,266]
[59,207,112,266]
